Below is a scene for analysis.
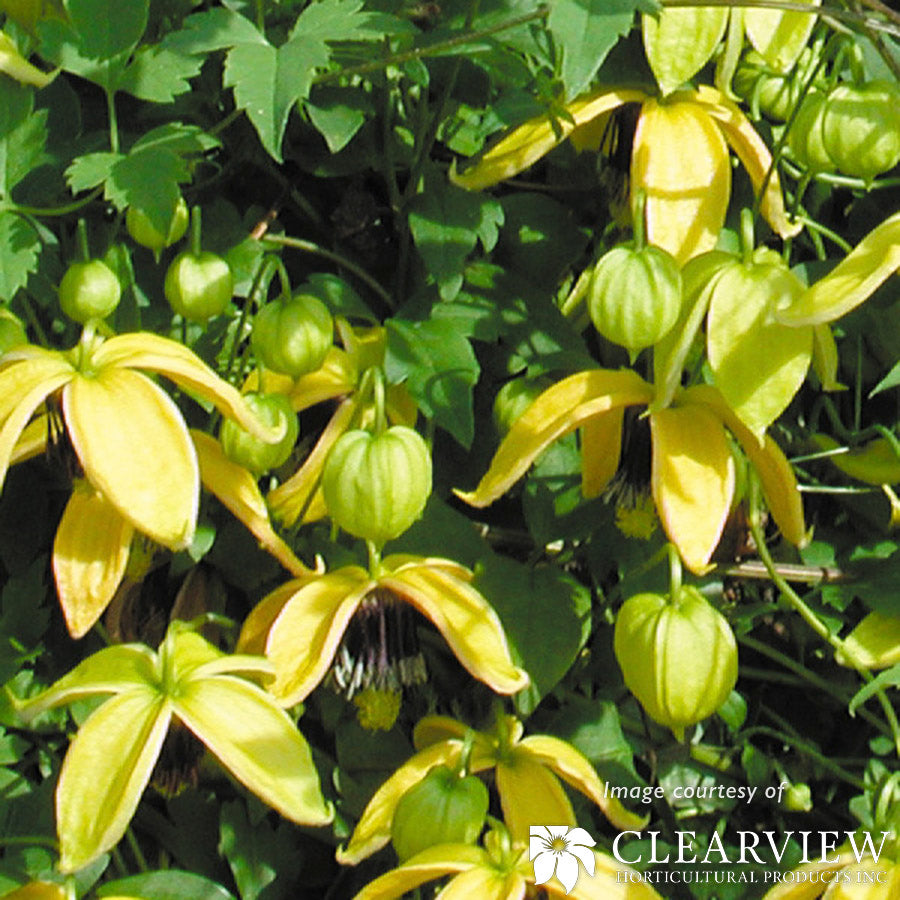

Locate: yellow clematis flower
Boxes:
[338,713,646,864]
[0,329,282,551]
[351,823,662,900]
[15,621,333,874]
[761,850,900,899]
[50,430,311,639]
[452,85,800,264]
[456,370,806,574]
[237,556,530,707]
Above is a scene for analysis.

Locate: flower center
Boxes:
[550,836,568,853]
[328,589,427,727]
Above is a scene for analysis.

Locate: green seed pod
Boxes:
[821,81,900,181]
[164,251,233,322]
[59,259,122,324]
[219,393,298,476]
[322,426,432,546]
[613,585,738,739]
[787,90,834,173]
[733,51,802,122]
[126,197,189,255]
[587,244,682,358]
[391,765,489,862]
[252,294,334,378]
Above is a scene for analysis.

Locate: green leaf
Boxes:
[218,800,301,900]
[0,89,48,197]
[97,871,236,900]
[66,0,149,60]
[305,85,373,154]
[162,8,265,55]
[224,36,329,163]
[0,212,40,299]
[548,0,638,99]
[385,318,480,448]
[305,272,375,322]
[475,556,591,716]
[408,171,503,301]
[117,45,204,102]
[65,152,121,194]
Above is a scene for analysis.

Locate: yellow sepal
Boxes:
[451,88,646,191]
[457,369,653,508]
[191,430,311,577]
[650,403,735,573]
[173,675,333,825]
[64,367,199,550]
[382,558,530,696]
[57,691,171,873]
[580,410,624,499]
[695,85,801,241]
[632,96,730,264]
[52,481,134,639]
[776,212,900,327]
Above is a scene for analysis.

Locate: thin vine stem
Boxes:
[261,233,394,311]
[4,187,104,218]
[740,725,865,789]
[312,8,552,84]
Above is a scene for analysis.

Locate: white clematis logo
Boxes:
[529,824,597,894]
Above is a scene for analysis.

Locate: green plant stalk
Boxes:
[793,214,854,254]
[261,234,394,311]
[747,476,900,755]
[5,187,104,218]
[738,634,892,736]
[313,8,552,84]
[740,725,865,789]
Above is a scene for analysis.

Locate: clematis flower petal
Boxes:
[413,713,525,751]
[338,740,466,864]
[689,385,807,546]
[64,367,199,550]
[580,410,624,499]
[237,578,312,655]
[437,866,522,900]
[568,842,597,875]
[0,883,67,900]
[0,355,72,492]
[10,414,49,465]
[351,844,490,900]
[242,346,357,411]
[642,7,729,96]
[695,85,801,241]
[173,675,333,825]
[17,644,159,720]
[92,332,283,443]
[632,96,730,264]
[743,0,821,72]
[269,396,360,526]
[650,404,735,573]
[495,750,575,842]
[263,567,374,705]
[53,481,134,639]
[382,560,530,695]
[451,89,646,191]
[458,370,653,507]
[57,690,171,873]
[811,324,845,391]
[190,430,311,577]
[775,211,900,326]
[518,735,647,832]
